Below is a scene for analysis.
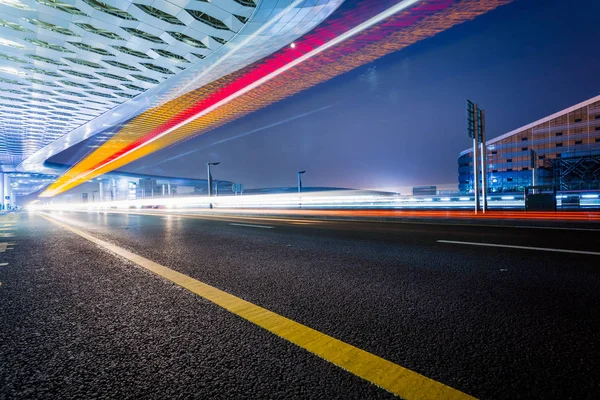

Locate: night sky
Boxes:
[123,0,600,193]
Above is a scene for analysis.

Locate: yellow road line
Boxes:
[39,212,475,400]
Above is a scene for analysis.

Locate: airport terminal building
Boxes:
[458,95,600,193]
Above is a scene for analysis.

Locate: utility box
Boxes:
[524,186,556,211]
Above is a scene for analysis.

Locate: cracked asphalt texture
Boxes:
[0,211,599,399]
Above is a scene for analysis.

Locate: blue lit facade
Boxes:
[459,95,600,194]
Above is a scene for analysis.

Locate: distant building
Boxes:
[412,186,437,196]
[458,95,600,193]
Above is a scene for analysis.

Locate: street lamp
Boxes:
[207,162,220,197]
[297,170,306,193]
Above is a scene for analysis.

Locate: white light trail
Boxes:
[29,190,532,212]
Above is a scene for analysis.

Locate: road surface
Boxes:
[0,211,598,399]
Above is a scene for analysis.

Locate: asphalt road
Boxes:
[0,210,599,399]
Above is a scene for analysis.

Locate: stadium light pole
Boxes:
[297,170,306,193]
[207,162,220,197]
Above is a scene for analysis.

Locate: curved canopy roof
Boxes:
[0,0,343,172]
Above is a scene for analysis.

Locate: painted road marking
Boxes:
[438,240,600,256]
[229,223,273,229]
[0,242,16,252]
[512,225,600,232]
[38,212,474,400]
[0,263,8,266]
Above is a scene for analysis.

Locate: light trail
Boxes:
[41,0,514,197]
[43,0,425,196]
[29,191,600,222]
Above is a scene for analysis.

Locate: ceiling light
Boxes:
[0,37,24,49]
[0,0,34,11]
[0,66,27,76]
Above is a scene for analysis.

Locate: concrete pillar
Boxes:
[0,173,4,210]
[3,174,8,210]
[111,179,116,201]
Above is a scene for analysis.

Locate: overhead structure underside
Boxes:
[0,0,343,175]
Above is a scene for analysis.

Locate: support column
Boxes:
[3,174,8,210]
[0,173,4,210]
[473,139,479,213]
[480,141,487,212]
[479,108,487,213]
[111,179,116,201]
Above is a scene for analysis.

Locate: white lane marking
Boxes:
[438,240,600,256]
[229,223,273,229]
[512,225,600,232]
[0,263,8,266]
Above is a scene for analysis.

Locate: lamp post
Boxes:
[297,170,306,193]
[207,162,220,197]
[530,149,537,192]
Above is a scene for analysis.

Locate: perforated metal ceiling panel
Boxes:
[0,0,343,173]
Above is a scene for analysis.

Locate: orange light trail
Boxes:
[41,0,514,197]
[205,209,600,222]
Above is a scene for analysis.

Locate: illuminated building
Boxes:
[458,95,600,193]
